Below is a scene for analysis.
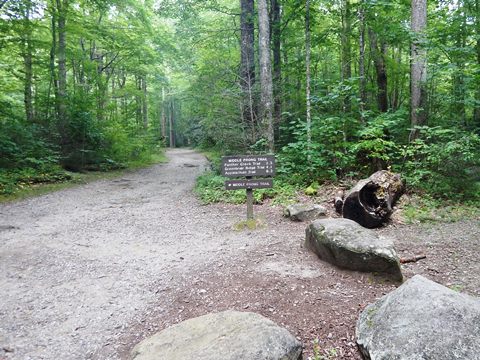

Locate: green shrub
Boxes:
[194,171,297,205]
[399,126,480,200]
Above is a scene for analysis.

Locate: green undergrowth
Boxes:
[194,171,298,206]
[401,194,480,224]
[0,151,167,203]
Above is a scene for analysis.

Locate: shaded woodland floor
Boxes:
[1,150,478,360]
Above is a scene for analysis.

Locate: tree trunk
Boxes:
[305,0,311,157]
[257,0,275,153]
[341,0,351,113]
[47,1,58,122]
[369,29,388,113]
[135,75,142,126]
[56,0,69,146]
[358,2,367,120]
[473,0,480,128]
[142,76,148,130]
[22,2,34,123]
[161,86,166,143]
[452,10,467,127]
[410,0,428,141]
[271,0,282,140]
[342,170,405,228]
[240,0,256,144]
[169,98,175,148]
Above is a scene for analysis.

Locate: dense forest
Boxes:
[1,0,479,200]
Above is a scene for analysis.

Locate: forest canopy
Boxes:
[1,0,479,199]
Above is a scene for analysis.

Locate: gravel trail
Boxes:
[1,149,479,360]
[0,149,248,360]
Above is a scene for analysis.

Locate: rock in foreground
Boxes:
[357,275,480,360]
[284,204,327,222]
[131,310,303,360]
[305,218,402,281]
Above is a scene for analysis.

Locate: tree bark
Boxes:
[369,29,388,113]
[342,171,405,228]
[257,0,275,153]
[341,0,351,113]
[48,1,58,122]
[56,0,68,146]
[305,0,311,157]
[473,0,480,128]
[142,76,148,130]
[271,0,282,140]
[22,1,34,123]
[161,86,166,143]
[410,0,428,141]
[135,75,142,126]
[358,2,367,120]
[452,9,467,126]
[240,0,256,144]
[169,98,175,148]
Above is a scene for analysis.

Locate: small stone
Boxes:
[284,204,327,222]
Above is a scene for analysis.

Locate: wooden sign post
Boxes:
[221,155,275,220]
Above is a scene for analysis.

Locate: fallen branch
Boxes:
[400,254,427,264]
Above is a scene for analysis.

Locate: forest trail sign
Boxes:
[221,155,275,220]
[225,179,273,190]
[221,155,275,177]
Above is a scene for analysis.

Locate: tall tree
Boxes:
[240,0,256,143]
[55,0,69,147]
[161,86,167,143]
[410,0,428,141]
[358,1,367,119]
[305,0,311,156]
[369,28,388,113]
[341,0,351,112]
[472,0,480,127]
[271,0,282,137]
[21,0,34,123]
[257,0,274,152]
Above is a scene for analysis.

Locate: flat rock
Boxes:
[131,310,303,360]
[284,204,326,222]
[305,218,402,280]
[357,275,480,360]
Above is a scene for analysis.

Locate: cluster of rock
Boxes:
[128,171,479,360]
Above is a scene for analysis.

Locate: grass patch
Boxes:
[194,171,298,206]
[0,150,167,203]
[233,217,266,231]
[401,194,480,224]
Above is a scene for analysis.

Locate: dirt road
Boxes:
[0,149,246,359]
[1,149,479,360]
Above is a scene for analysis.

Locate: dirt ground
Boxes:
[1,149,479,360]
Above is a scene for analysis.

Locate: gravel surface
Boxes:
[1,149,479,360]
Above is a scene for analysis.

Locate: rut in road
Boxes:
[0,149,262,360]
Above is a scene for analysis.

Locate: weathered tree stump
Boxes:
[342,170,405,228]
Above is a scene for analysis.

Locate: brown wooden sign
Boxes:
[221,155,275,177]
[225,179,273,190]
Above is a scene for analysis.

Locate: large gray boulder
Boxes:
[284,204,327,222]
[305,218,402,281]
[131,310,303,360]
[357,275,480,360]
